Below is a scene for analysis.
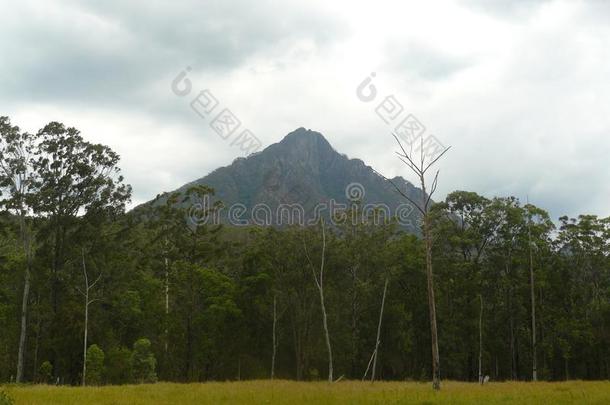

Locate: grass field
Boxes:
[3,380,610,404]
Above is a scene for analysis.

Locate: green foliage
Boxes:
[105,347,133,385]
[1,115,610,385]
[0,389,14,405]
[132,339,157,383]
[85,345,105,385]
[38,361,53,384]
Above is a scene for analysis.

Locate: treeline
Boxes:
[1,117,609,385]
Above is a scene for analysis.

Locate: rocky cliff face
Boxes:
[144,127,425,229]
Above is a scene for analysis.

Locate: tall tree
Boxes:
[30,121,131,377]
[303,220,333,382]
[0,117,35,383]
[385,135,450,390]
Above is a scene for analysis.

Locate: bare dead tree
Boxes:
[77,248,102,386]
[380,134,450,390]
[303,219,333,382]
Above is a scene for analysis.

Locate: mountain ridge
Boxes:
[140,127,425,229]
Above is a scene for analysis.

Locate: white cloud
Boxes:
[1,0,608,219]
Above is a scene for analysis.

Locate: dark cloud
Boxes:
[1,0,608,219]
[0,0,343,106]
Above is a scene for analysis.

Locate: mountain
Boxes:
[143,127,425,230]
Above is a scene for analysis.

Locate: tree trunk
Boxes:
[478,294,483,384]
[509,290,516,379]
[291,314,303,381]
[319,285,333,382]
[350,265,358,377]
[16,215,32,383]
[81,249,89,387]
[310,222,333,382]
[82,296,89,386]
[271,293,277,379]
[80,249,101,386]
[527,216,537,381]
[16,262,31,382]
[164,255,169,355]
[32,294,41,381]
[421,179,441,391]
[371,277,389,382]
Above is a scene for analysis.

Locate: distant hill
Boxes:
[139,127,425,230]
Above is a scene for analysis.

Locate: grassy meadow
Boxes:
[2,380,610,404]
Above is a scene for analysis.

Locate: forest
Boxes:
[1,116,609,386]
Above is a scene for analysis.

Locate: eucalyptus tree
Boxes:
[486,197,523,379]
[30,121,130,311]
[145,185,224,380]
[554,214,610,378]
[0,117,35,383]
[273,226,317,380]
[29,121,131,377]
[431,191,497,381]
[145,190,184,364]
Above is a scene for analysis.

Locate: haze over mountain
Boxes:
[144,127,425,228]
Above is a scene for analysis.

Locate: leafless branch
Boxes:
[302,235,320,289]
[423,146,451,174]
[425,170,440,209]
[372,169,425,216]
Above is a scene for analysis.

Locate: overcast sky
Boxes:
[2,0,609,220]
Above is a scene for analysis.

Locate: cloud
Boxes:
[460,0,551,20]
[0,0,343,105]
[1,0,608,220]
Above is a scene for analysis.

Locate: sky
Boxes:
[1,0,609,220]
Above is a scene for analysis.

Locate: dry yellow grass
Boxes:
[3,380,610,404]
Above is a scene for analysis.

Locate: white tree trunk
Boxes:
[16,216,32,383]
[319,283,333,382]
[421,179,441,391]
[16,265,30,383]
[82,296,89,386]
[306,221,333,382]
[371,277,389,382]
[79,249,101,386]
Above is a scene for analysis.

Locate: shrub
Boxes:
[131,338,157,383]
[38,361,53,384]
[85,344,105,385]
[105,346,133,385]
[0,390,14,405]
